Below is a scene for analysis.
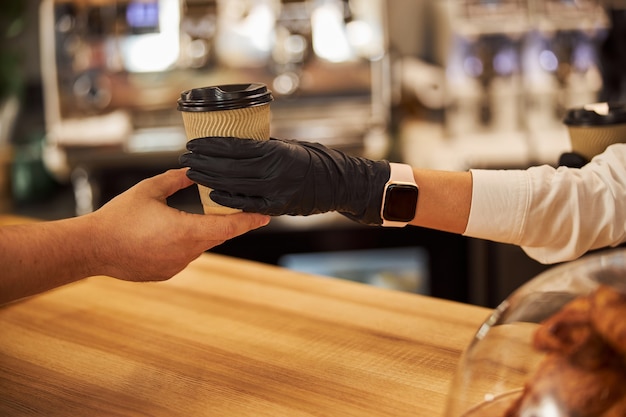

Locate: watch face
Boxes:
[383,184,419,222]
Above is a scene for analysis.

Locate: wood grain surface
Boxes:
[0,216,490,416]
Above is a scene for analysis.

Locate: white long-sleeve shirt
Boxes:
[464,143,626,264]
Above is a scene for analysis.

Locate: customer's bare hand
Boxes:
[0,169,269,304]
[88,168,270,282]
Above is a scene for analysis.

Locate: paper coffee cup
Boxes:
[177,83,273,214]
[564,102,626,161]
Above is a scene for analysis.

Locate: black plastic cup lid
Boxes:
[177,83,273,112]
[564,102,626,127]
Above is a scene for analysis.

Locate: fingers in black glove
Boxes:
[558,152,589,168]
[180,136,390,225]
[181,137,319,215]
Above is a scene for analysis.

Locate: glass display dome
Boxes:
[445,248,626,417]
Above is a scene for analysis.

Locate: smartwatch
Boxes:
[381,163,419,227]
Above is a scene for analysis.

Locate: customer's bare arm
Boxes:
[0,169,270,304]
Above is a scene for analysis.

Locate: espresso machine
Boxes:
[39,0,391,214]
[437,0,608,140]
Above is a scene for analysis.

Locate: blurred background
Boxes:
[1,0,625,307]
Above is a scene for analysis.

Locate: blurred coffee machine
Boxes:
[39,0,390,214]
[430,0,608,140]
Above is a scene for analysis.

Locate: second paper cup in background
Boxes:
[564,102,626,161]
[177,83,273,214]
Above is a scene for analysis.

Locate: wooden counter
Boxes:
[0,216,490,416]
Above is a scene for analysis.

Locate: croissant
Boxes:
[504,285,626,417]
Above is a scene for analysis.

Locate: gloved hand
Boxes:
[558,152,588,168]
[179,137,390,225]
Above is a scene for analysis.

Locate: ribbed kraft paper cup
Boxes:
[178,83,273,215]
[564,102,626,162]
[567,124,626,161]
[180,105,271,142]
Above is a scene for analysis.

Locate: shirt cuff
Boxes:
[463,168,530,245]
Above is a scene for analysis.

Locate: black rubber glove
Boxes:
[558,152,589,168]
[179,137,390,225]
